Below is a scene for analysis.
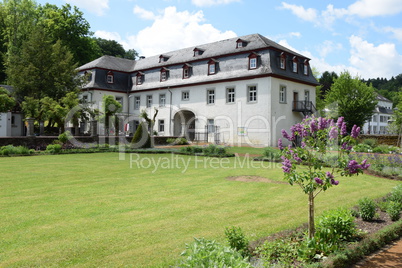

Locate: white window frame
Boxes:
[146,95,153,108]
[207,119,215,133]
[280,56,286,69]
[304,90,310,102]
[182,91,189,101]
[209,63,216,75]
[116,96,123,109]
[280,85,287,103]
[161,70,167,81]
[107,74,114,83]
[159,94,166,107]
[247,86,257,103]
[292,61,298,73]
[303,64,308,75]
[249,58,257,69]
[207,89,215,104]
[226,87,235,103]
[134,96,141,110]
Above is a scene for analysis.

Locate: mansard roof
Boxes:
[78,55,135,72]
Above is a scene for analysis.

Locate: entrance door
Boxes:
[293,92,299,110]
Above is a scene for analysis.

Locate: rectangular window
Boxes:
[207,89,215,104]
[183,68,190,79]
[226,88,235,103]
[137,75,143,85]
[182,91,189,101]
[280,57,286,69]
[134,96,140,110]
[207,119,215,133]
[304,91,310,102]
[107,75,114,83]
[161,71,167,81]
[280,86,287,103]
[372,115,377,122]
[82,95,88,103]
[249,58,257,69]
[159,94,166,107]
[209,63,215,75]
[248,86,257,102]
[116,97,123,109]
[146,95,152,108]
[303,64,308,75]
[292,62,298,73]
[158,120,165,132]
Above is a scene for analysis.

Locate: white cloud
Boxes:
[348,0,402,17]
[133,5,157,20]
[192,0,240,7]
[280,2,317,22]
[127,6,236,56]
[349,36,402,79]
[383,26,402,42]
[317,40,343,58]
[65,0,109,16]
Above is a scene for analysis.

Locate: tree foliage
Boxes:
[95,38,138,60]
[325,71,378,131]
[0,86,16,112]
[102,95,122,135]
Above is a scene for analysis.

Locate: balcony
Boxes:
[292,101,316,116]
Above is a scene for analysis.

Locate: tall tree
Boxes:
[95,38,138,60]
[6,25,81,100]
[0,86,16,112]
[38,3,100,65]
[325,71,378,131]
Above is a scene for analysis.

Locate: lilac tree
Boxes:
[279,116,370,238]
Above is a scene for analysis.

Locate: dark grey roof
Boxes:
[78,55,135,72]
[378,107,394,114]
[376,93,392,102]
[131,33,308,72]
[0,84,14,93]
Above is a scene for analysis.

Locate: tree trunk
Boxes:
[308,192,315,239]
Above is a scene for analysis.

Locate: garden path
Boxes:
[353,238,402,267]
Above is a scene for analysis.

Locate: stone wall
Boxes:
[358,134,400,146]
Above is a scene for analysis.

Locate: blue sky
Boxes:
[36,0,402,79]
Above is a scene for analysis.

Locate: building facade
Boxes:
[362,94,394,135]
[78,34,318,146]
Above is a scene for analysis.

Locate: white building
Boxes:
[0,85,24,137]
[363,94,394,135]
[77,34,318,146]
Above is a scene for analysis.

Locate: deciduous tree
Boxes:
[325,71,377,131]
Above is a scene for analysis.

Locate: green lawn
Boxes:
[0,153,399,267]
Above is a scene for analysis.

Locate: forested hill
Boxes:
[362,74,402,105]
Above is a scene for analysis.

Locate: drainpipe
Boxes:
[168,88,172,136]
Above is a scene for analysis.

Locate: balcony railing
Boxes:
[292,101,316,116]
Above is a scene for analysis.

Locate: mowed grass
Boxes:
[0,153,399,267]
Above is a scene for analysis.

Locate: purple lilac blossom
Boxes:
[281,129,290,140]
[281,158,292,173]
[278,138,284,150]
[347,160,360,174]
[336,117,344,129]
[310,120,318,133]
[326,171,334,179]
[360,159,371,169]
[351,125,360,138]
[314,177,323,185]
[301,142,306,148]
[341,122,347,135]
[330,179,339,185]
[329,126,338,139]
[318,117,327,130]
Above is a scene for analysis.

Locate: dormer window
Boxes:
[136,72,144,85]
[303,59,309,75]
[236,39,248,48]
[248,52,259,69]
[107,71,114,84]
[208,59,218,75]
[160,68,169,81]
[159,55,169,63]
[292,57,298,73]
[193,47,204,56]
[280,53,286,70]
[183,63,192,79]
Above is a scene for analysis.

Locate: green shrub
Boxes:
[372,144,394,154]
[46,144,62,154]
[362,138,377,147]
[352,144,372,153]
[257,237,299,267]
[180,238,251,268]
[263,147,281,161]
[203,144,227,156]
[358,197,377,221]
[58,131,71,144]
[388,184,402,204]
[0,145,31,156]
[316,208,358,243]
[225,226,250,258]
[386,201,401,221]
[131,123,151,148]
